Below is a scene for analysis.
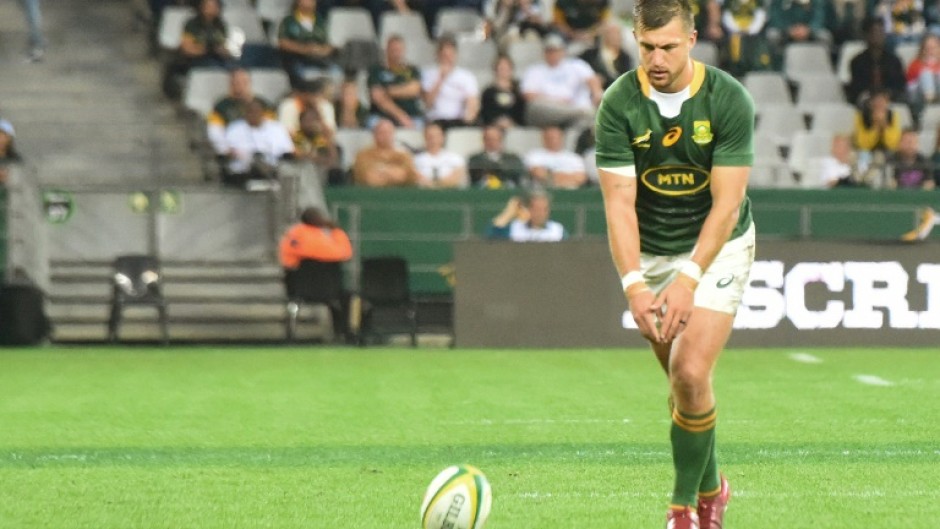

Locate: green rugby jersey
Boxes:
[596,61,754,256]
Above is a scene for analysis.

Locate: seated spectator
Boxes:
[521,34,602,128]
[574,126,598,185]
[888,128,936,188]
[223,99,296,187]
[486,192,567,242]
[875,0,926,45]
[720,0,774,76]
[552,0,610,44]
[905,33,940,112]
[207,68,276,156]
[848,16,907,105]
[524,126,587,189]
[278,206,354,342]
[279,78,336,137]
[693,0,725,42]
[819,133,869,187]
[767,0,832,58]
[335,75,369,128]
[368,35,425,129]
[467,125,527,188]
[352,118,420,186]
[485,0,550,45]
[480,55,526,128]
[162,0,232,99]
[0,120,22,186]
[293,107,344,184]
[317,0,411,33]
[277,0,337,88]
[579,20,633,89]
[422,35,481,129]
[413,122,468,189]
[853,89,903,156]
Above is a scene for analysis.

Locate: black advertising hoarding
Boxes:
[454,240,939,348]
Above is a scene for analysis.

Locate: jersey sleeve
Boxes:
[711,75,755,167]
[594,79,635,170]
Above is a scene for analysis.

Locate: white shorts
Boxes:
[641,223,756,315]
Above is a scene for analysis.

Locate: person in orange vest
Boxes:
[279,207,354,342]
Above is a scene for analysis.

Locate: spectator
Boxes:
[207,68,275,157]
[480,55,526,127]
[720,0,774,76]
[854,90,903,155]
[900,207,938,240]
[579,20,633,89]
[0,120,22,185]
[17,0,45,62]
[467,125,527,188]
[485,0,550,45]
[905,33,940,112]
[413,122,468,188]
[574,126,598,185]
[335,76,370,128]
[552,0,610,44]
[279,78,336,137]
[277,0,337,88]
[352,118,420,186]
[368,35,425,129]
[316,0,412,32]
[162,0,232,99]
[524,126,587,189]
[293,107,343,183]
[422,35,481,129]
[278,207,354,342]
[486,192,567,241]
[888,128,936,188]
[693,0,725,42]
[223,99,296,187]
[847,16,907,105]
[767,0,832,56]
[875,0,926,45]
[819,133,869,187]
[520,34,602,128]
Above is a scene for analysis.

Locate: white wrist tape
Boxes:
[679,260,703,282]
[620,270,645,291]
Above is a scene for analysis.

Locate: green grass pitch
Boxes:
[0,347,937,529]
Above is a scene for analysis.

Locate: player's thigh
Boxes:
[670,307,735,378]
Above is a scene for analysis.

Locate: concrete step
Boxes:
[51,319,332,344]
[48,281,286,300]
[48,301,290,322]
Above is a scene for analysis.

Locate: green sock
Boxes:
[670,407,717,507]
[699,437,720,495]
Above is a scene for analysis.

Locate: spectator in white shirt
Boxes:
[413,122,468,189]
[520,33,603,127]
[422,35,481,129]
[487,191,567,242]
[524,126,587,189]
[224,99,296,186]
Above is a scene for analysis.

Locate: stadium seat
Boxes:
[395,128,425,152]
[335,128,374,170]
[402,35,436,68]
[836,39,865,84]
[787,130,834,180]
[783,42,833,83]
[920,104,940,133]
[918,128,937,155]
[794,74,846,113]
[895,42,919,71]
[891,103,914,129]
[444,126,484,159]
[469,68,494,90]
[743,71,793,105]
[508,39,545,72]
[749,160,794,188]
[183,68,231,116]
[249,69,291,103]
[806,102,857,134]
[504,127,543,156]
[690,41,719,66]
[255,0,292,27]
[108,255,168,345]
[328,7,377,48]
[457,39,498,71]
[756,102,806,148]
[800,155,830,188]
[223,6,267,44]
[380,11,430,47]
[157,6,195,51]
[610,0,635,17]
[284,260,345,342]
[356,256,417,347]
[435,7,484,37]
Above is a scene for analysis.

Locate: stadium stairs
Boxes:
[0,1,327,343]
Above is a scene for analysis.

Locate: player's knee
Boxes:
[669,363,711,400]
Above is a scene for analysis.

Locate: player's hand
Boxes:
[651,274,696,343]
[627,286,661,343]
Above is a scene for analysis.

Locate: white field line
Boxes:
[788,352,823,364]
[853,374,895,387]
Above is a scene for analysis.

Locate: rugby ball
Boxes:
[420,465,492,529]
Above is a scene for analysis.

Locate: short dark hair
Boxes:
[634,0,694,33]
[300,207,328,227]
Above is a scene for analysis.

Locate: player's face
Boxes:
[635,17,696,93]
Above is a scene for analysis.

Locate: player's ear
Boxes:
[689,29,698,48]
